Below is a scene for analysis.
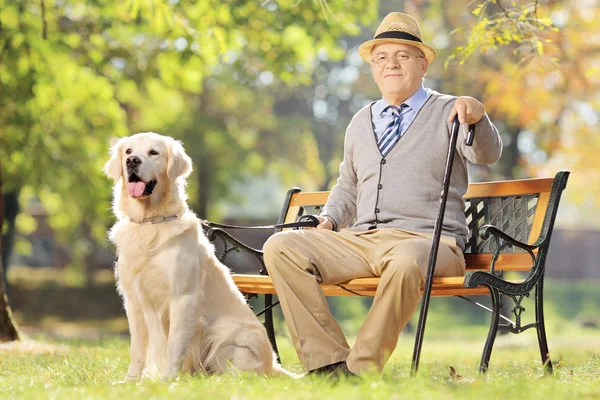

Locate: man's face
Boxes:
[369,42,428,101]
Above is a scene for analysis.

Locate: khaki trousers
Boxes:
[263,227,465,374]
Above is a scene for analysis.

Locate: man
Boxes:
[263,12,502,376]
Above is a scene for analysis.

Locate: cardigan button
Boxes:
[381,159,386,164]
[378,184,383,189]
[375,208,380,213]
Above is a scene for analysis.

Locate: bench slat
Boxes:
[528,191,551,244]
[232,274,493,297]
[287,178,555,209]
[463,253,534,271]
[463,178,554,198]
[231,253,533,298]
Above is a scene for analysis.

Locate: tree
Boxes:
[414,0,600,224]
[0,162,20,341]
[3,0,592,342]
[0,0,374,340]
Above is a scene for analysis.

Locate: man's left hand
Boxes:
[448,96,485,125]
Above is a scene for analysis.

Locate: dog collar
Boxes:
[130,213,181,225]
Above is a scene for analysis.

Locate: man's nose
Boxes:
[126,156,142,168]
[386,58,401,68]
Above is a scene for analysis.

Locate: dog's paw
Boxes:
[161,374,180,383]
[111,375,139,385]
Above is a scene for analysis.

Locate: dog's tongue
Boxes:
[127,181,146,198]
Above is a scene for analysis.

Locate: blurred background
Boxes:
[0,0,598,346]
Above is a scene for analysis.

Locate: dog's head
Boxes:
[104,132,192,202]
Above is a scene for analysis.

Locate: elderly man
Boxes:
[263,12,502,376]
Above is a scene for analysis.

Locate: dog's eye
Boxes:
[149,150,159,156]
[125,148,132,155]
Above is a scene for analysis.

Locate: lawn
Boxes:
[1,332,599,400]
[2,268,599,399]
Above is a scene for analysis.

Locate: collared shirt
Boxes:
[371,86,431,141]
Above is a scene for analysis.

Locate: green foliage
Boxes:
[445,0,558,68]
[0,0,376,266]
[435,0,600,216]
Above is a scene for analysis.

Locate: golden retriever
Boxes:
[104,132,293,381]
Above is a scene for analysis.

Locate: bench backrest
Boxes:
[276,171,570,273]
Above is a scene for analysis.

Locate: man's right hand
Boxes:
[316,216,334,230]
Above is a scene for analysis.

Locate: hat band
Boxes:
[374,31,423,43]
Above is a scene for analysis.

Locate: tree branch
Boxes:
[41,0,48,40]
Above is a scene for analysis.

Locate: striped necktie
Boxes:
[377,104,410,156]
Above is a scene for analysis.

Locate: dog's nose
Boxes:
[126,156,142,167]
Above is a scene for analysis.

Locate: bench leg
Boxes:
[479,287,501,373]
[263,294,281,363]
[535,280,553,374]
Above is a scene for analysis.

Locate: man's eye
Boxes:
[398,54,410,60]
[149,150,159,156]
[376,56,387,62]
[125,149,132,155]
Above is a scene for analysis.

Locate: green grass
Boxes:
[4,269,600,398]
[1,333,599,400]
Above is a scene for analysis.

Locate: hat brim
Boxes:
[358,38,437,63]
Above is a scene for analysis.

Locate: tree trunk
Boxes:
[0,160,20,342]
[81,222,98,287]
[0,257,20,342]
[2,190,20,291]
[195,144,212,219]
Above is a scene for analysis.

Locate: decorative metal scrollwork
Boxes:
[298,205,323,218]
[498,292,537,334]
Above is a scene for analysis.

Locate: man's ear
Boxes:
[167,139,193,181]
[104,137,125,181]
[421,58,429,76]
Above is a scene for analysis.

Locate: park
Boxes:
[1,1,599,399]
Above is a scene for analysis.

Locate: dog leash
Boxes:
[116,215,319,271]
[201,214,320,230]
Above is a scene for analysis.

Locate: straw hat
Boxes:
[358,12,437,63]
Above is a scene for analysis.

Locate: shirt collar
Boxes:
[374,86,429,117]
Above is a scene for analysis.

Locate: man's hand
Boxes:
[448,96,485,125]
[305,216,333,230]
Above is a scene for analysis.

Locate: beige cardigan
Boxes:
[321,90,503,250]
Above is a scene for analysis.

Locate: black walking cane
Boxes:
[411,115,475,374]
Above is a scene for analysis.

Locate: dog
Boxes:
[104,132,294,381]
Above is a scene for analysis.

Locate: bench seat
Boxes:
[232,274,498,297]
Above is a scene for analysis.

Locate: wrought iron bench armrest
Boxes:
[204,227,265,272]
[465,225,544,295]
[479,224,540,252]
[463,265,540,295]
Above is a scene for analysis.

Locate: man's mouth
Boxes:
[127,173,157,198]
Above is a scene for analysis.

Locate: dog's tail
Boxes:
[269,357,302,379]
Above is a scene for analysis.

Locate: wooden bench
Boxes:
[204,171,570,373]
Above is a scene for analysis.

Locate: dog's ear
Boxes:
[167,139,193,181]
[104,137,124,181]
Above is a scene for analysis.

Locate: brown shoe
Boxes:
[335,362,357,377]
[307,361,357,378]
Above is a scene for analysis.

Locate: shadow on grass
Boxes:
[9,284,125,325]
